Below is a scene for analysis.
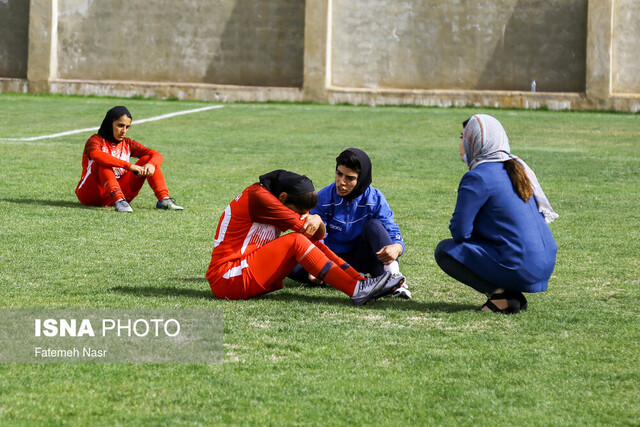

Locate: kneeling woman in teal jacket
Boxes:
[435,114,558,313]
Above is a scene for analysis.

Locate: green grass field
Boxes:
[0,94,638,425]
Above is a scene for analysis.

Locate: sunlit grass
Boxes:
[0,94,638,425]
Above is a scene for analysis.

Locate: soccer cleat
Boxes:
[351,272,391,306]
[389,274,411,299]
[381,273,406,299]
[156,197,183,210]
[391,283,412,299]
[351,272,405,306]
[114,199,133,213]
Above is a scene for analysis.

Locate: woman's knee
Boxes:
[282,232,309,244]
[361,219,392,248]
[135,154,164,171]
[363,219,386,235]
[434,239,454,264]
[434,239,467,280]
[433,239,497,295]
[280,233,313,254]
[135,154,155,165]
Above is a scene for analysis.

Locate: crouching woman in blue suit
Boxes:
[435,114,558,313]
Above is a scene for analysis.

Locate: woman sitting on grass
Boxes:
[206,169,404,305]
[291,148,411,299]
[75,106,183,213]
[434,114,558,313]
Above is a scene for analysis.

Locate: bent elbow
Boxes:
[450,227,471,242]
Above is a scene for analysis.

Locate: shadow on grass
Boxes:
[110,280,475,312]
[111,285,212,300]
[264,291,476,312]
[171,277,209,283]
[1,198,91,209]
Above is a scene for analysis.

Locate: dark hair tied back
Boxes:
[504,159,533,202]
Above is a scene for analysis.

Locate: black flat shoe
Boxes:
[515,292,528,311]
[480,291,521,314]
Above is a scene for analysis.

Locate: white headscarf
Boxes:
[462,114,558,224]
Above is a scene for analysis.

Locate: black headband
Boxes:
[259,170,315,197]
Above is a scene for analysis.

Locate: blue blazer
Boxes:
[444,162,557,293]
[311,183,405,255]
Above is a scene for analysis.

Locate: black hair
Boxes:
[336,150,362,174]
[283,191,319,213]
[258,170,318,213]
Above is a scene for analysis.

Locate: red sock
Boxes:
[312,240,364,281]
[98,166,125,202]
[110,190,126,202]
[298,245,357,296]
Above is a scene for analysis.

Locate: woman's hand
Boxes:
[141,163,156,176]
[299,214,326,239]
[130,163,156,177]
[376,243,403,264]
[130,164,145,176]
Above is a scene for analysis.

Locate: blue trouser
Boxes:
[434,239,497,295]
[290,219,393,282]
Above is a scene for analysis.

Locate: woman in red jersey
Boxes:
[206,170,404,305]
[75,106,183,212]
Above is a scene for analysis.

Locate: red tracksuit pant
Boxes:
[76,154,169,206]
[208,233,362,300]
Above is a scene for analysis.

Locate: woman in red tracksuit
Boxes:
[206,170,404,305]
[75,106,183,213]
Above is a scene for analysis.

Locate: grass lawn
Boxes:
[0,94,638,425]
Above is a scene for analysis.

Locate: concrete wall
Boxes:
[0,0,30,78]
[56,0,305,87]
[1,0,640,111]
[612,0,640,94]
[330,0,587,92]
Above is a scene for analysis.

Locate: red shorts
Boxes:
[208,234,307,300]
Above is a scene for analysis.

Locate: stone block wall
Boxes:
[1,0,639,111]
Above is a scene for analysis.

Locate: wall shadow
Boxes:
[0,0,29,78]
[478,0,587,92]
[204,0,305,87]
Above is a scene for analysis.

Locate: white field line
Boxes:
[0,105,224,142]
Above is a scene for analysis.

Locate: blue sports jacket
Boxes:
[311,183,405,255]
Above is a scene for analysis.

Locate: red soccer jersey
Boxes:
[206,184,305,280]
[77,134,162,184]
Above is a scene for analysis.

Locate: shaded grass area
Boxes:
[0,94,638,425]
